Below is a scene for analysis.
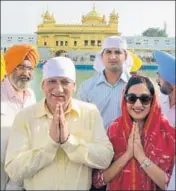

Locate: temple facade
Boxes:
[1,5,175,65]
[36,5,120,55]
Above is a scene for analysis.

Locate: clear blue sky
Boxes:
[1,1,175,37]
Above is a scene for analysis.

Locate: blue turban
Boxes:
[153,50,175,85]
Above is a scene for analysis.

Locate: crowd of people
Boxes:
[1,36,175,191]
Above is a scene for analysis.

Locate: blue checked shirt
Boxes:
[78,71,130,130]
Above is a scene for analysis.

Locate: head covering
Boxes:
[93,36,135,75]
[1,54,6,81]
[128,51,142,72]
[153,50,175,85]
[43,56,76,82]
[95,75,175,190]
[4,44,40,74]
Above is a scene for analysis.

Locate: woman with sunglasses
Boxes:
[93,75,175,190]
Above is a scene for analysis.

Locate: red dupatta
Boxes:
[106,89,175,190]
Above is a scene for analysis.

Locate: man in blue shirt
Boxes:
[78,36,131,130]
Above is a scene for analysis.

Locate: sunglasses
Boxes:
[125,93,153,105]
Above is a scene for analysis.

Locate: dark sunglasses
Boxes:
[125,93,153,105]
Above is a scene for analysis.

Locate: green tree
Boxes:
[142,27,168,37]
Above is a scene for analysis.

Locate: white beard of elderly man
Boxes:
[4,56,114,190]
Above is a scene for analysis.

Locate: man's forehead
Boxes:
[46,76,72,81]
[104,48,125,51]
[20,59,33,66]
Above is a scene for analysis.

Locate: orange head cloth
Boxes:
[4,44,40,74]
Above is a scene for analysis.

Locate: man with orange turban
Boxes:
[1,44,39,190]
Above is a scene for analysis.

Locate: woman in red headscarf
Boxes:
[93,75,175,190]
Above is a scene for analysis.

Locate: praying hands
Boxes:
[126,122,146,161]
[49,103,70,144]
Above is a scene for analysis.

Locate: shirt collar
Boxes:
[160,94,176,109]
[162,95,169,104]
[35,98,80,118]
[96,70,129,86]
[4,77,31,99]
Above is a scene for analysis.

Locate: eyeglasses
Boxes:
[125,93,153,105]
[16,65,34,72]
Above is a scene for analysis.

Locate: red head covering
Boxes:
[4,44,40,74]
[106,76,175,190]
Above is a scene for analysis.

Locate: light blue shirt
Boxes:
[78,71,130,130]
[167,164,175,191]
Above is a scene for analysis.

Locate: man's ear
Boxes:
[73,83,76,92]
[125,50,128,60]
[41,80,44,91]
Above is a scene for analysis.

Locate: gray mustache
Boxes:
[20,76,30,81]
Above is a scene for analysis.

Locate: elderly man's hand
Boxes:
[59,104,70,144]
[49,104,60,143]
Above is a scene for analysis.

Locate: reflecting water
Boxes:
[30,69,158,102]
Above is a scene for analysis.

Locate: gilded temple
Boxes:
[36,5,120,55]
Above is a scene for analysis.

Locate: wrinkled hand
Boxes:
[126,125,135,160]
[133,122,146,161]
[59,104,70,144]
[49,104,60,143]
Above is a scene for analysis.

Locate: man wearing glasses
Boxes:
[1,44,39,190]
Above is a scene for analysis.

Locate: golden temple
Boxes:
[36,5,120,55]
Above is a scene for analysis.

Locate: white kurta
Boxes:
[159,93,175,128]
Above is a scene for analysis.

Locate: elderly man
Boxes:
[153,50,175,128]
[5,57,114,190]
[78,36,133,130]
[1,44,39,190]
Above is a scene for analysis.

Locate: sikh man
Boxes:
[153,50,175,191]
[1,44,39,190]
[153,50,175,128]
[4,57,114,190]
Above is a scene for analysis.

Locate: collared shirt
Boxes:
[1,77,36,128]
[78,71,130,129]
[159,93,175,128]
[5,99,114,190]
[1,77,36,190]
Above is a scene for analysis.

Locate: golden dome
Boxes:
[82,4,105,24]
[110,9,118,18]
[86,4,100,18]
[43,10,50,18]
[42,10,56,24]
